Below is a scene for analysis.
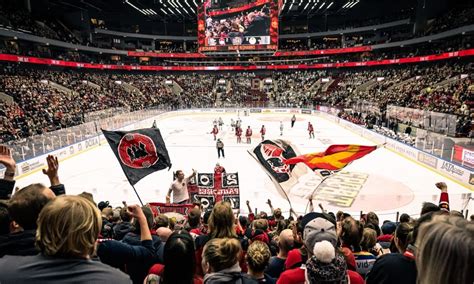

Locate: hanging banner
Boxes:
[188,172,240,210]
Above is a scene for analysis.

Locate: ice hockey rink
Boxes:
[14,111,474,220]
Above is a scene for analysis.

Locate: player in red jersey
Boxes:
[236,126,242,143]
[260,125,266,141]
[308,122,315,139]
[210,125,219,141]
[245,126,253,144]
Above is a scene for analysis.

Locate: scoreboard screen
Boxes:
[198,0,279,52]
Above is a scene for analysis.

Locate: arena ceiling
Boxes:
[49,0,415,20]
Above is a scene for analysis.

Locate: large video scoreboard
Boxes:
[198,0,279,52]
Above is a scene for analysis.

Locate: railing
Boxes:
[3,103,472,168]
[4,108,164,163]
[387,105,458,137]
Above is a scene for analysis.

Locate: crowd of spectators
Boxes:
[0,66,226,143]
[310,63,473,137]
[1,61,472,143]
[0,146,472,283]
[205,5,271,46]
[422,7,474,36]
[0,1,81,44]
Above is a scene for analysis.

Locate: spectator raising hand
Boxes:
[127,205,152,241]
[0,145,16,181]
[42,155,60,186]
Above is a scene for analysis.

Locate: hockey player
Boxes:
[236,117,242,129]
[236,126,242,143]
[260,125,266,141]
[211,125,219,141]
[230,118,235,130]
[218,117,224,130]
[291,114,296,128]
[280,121,284,136]
[308,122,315,139]
[152,120,157,128]
[245,126,253,144]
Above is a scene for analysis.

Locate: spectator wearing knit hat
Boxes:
[377,221,396,251]
[277,213,363,284]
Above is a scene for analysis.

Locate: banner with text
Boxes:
[188,172,240,210]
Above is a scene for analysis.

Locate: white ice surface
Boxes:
[14,112,473,220]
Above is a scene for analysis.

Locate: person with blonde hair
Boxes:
[208,201,237,240]
[416,215,474,284]
[353,228,377,277]
[246,241,275,283]
[0,195,131,283]
[202,238,257,284]
[195,201,241,276]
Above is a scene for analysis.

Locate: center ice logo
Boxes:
[118,133,159,169]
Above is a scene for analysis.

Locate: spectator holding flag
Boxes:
[166,169,197,204]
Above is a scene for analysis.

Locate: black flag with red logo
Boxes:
[249,140,298,183]
[102,128,172,185]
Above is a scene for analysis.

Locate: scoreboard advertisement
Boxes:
[198,0,279,52]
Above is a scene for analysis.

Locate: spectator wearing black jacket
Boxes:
[0,195,131,283]
[98,205,158,284]
[113,207,134,240]
[0,151,66,258]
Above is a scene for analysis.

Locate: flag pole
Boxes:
[130,184,144,206]
[305,171,339,214]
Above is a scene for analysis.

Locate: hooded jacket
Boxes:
[203,263,257,284]
[0,229,37,257]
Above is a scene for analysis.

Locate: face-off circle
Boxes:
[118,133,159,169]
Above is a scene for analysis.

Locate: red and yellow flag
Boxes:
[284,144,378,171]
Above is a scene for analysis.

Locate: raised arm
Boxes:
[246,200,252,214]
[436,182,450,212]
[42,155,65,196]
[0,145,16,199]
[128,205,152,241]
[308,198,314,212]
[266,198,275,215]
[188,168,197,180]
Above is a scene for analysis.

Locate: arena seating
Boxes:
[0,3,473,284]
